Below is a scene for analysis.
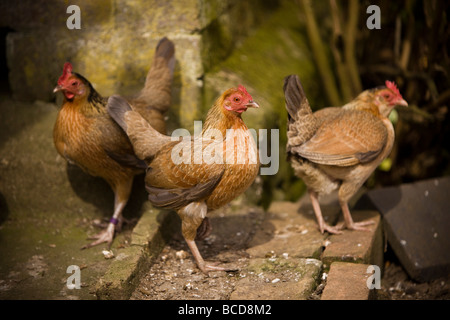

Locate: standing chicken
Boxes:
[284,75,407,234]
[53,37,175,248]
[107,85,260,273]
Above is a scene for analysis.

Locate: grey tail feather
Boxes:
[155,37,175,75]
[155,37,175,59]
[105,150,147,170]
[107,95,132,132]
[283,74,312,120]
[145,170,225,211]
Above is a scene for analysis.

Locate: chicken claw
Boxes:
[320,223,343,235]
[81,223,115,249]
[185,239,238,274]
[336,220,375,232]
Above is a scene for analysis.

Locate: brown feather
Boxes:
[129,37,175,133]
[107,95,172,161]
[293,109,387,167]
[145,170,225,210]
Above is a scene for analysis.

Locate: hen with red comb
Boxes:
[285,75,407,234]
[53,37,175,249]
[107,85,260,273]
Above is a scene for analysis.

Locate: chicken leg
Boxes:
[309,190,342,234]
[309,189,374,234]
[179,202,235,273]
[185,239,229,273]
[82,178,132,249]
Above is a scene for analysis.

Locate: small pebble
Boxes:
[102,250,114,259]
[139,287,151,295]
[176,250,188,260]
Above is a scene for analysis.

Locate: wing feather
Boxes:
[292,110,387,167]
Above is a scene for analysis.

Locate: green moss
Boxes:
[248,258,322,280]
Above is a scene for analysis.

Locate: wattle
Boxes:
[64,92,75,100]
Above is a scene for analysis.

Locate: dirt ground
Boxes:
[130,210,449,300]
[130,208,264,300]
[377,248,450,300]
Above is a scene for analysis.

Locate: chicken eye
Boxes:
[233,97,241,103]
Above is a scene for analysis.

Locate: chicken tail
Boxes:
[132,37,175,124]
[283,74,313,121]
[155,37,176,76]
[284,74,319,152]
[107,95,172,160]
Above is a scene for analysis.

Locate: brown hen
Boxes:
[107,85,260,273]
[284,74,407,234]
[53,37,175,248]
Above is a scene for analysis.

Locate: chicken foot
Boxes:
[337,201,374,231]
[309,190,374,234]
[185,239,233,274]
[82,194,127,249]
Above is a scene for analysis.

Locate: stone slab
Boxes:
[321,210,384,269]
[246,198,340,259]
[321,262,374,300]
[361,177,450,282]
[230,257,322,300]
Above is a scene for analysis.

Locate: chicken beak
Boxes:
[397,98,408,107]
[53,85,63,93]
[245,100,260,109]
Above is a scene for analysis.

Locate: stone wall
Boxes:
[0,0,278,131]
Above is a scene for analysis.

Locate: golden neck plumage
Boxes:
[343,91,381,118]
[63,88,106,117]
[202,97,246,137]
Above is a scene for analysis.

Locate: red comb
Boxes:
[58,62,73,85]
[385,80,402,97]
[237,84,252,99]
